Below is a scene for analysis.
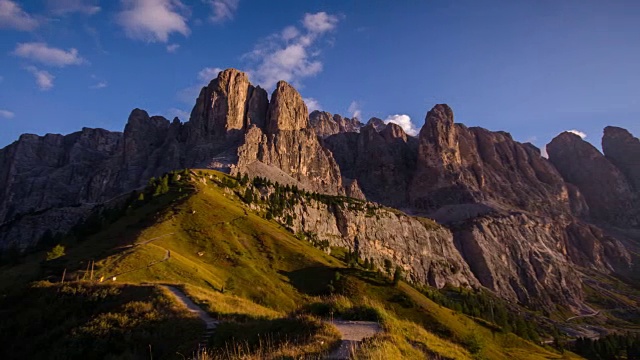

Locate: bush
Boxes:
[46,244,65,261]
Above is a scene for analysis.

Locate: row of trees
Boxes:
[573,334,640,360]
[420,286,540,341]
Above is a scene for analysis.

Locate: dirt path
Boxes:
[325,320,382,360]
[567,310,600,321]
[162,285,381,358]
[162,286,219,349]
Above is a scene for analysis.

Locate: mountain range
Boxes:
[1,68,639,314]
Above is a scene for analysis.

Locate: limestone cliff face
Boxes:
[0,128,121,226]
[324,123,417,206]
[277,198,478,289]
[547,132,639,227]
[451,212,629,309]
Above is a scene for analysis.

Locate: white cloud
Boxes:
[302,12,339,34]
[0,0,39,31]
[281,26,299,41]
[348,101,361,119]
[0,109,14,119]
[303,97,321,112]
[566,129,587,139]
[117,0,190,43]
[198,67,223,82]
[244,12,340,89]
[541,146,549,159]
[13,42,85,67]
[25,66,54,90]
[90,81,107,89]
[207,0,239,23]
[47,0,100,15]
[167,107,189,120]
[384,114,419,136]
[166,43,180,53]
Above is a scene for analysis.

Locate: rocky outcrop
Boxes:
[234,81,345,195]
[310,110,362,138]
[451,212,630,309]
[366,117,386,132]
[0,128,122,225]
[602,126,640,192]
[265,81,309,133]
[547,132,638,227]
[410,104,572,217]
[279,198,478,289]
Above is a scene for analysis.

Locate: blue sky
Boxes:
[1,0,639,152]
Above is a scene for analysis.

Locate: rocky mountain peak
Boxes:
[187,68,254,143]
[380,122,408,143]
[547,131,638,226]
[417,103,461,171]
[309,110,339,138]
[366,117,386,132]
[602,126,640,192]
[265,80,309,133]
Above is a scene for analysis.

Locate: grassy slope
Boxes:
[0,170,579,359]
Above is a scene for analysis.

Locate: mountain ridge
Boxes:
[1,68,639,314]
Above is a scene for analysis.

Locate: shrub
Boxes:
[46,244,65,261]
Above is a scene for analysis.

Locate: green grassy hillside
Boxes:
[0,170,580,359]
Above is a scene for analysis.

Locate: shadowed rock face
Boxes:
[547,132,639,227]
[410,104,571,217]
[603,126,640,192]
[324,123,418,206]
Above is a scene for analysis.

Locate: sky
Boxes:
[1,0,639,153]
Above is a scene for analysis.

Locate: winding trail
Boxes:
[325,320,382,360]
[566,310,600,321]
[160,285,382,359]
[162,286,219,349]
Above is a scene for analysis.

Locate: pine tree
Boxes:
[393,266,403,286]
[244,187,254,204]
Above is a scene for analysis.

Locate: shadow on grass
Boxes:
[280,266,337,296]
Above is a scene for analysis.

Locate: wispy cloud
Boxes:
[207,0,239,24]
[348,101,361,119]
[566,129,587,139]
[47,0,100,15]
[244,11,340,89]
[90,81,107,89]
[25,66,54,90]
[13,42,86,67]
[166,43,180,53]
[0,0,39,31]
[117,0,190,43]
[167,107,189,120]
[384,114,419,136]
[0,109,15,119]
[198,67,223,82]
[302,12,339,34]
[303,97,321,112]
